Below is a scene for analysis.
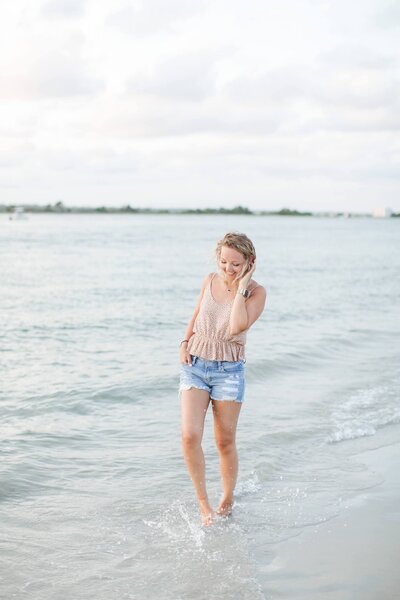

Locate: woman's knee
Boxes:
[215,435,236,454]
[182,429,202,450]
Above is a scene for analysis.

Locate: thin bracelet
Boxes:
[180,339,189,346]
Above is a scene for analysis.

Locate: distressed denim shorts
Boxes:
[179,355,245,403]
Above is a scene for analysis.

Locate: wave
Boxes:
[4,372,179,420]
[247,340,354,380]
[247,325,400,384]
[328,377,400,443]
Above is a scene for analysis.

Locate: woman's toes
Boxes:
[216,499,234,517]
[201,511,215,527]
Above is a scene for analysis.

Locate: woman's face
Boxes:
[219,246,247,280]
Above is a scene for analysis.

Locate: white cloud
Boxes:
[0,24,104,100]
[107,0,206,35]
[41,0,87,19]
[126,52,217,101]
[0,0,399,211]
[373,1,400,28]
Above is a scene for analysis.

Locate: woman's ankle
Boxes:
[219,494,234,506]
[197,494,210,504]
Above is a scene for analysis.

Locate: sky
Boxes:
[0,0,399,212]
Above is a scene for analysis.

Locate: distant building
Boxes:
[373,207,392,218]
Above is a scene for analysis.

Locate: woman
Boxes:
[179,232,266,525]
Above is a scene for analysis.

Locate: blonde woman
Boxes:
[179,232,266,525]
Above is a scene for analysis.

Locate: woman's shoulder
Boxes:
[199,272,215,291]
[249,279,267,296]
[203,272,216,285]
[248,278,262,289]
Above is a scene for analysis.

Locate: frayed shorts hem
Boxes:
[179,384,209,394]
[210,396,243,403]
[179,384,243,403]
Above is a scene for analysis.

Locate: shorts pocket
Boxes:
[221,361,244,373]
[181,355,198,369]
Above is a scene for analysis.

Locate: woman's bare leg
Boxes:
[181,388,213,524]
[212,400,242,516]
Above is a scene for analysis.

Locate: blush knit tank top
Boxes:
[187,273,260,362]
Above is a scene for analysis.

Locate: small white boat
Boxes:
[9,207,28,220]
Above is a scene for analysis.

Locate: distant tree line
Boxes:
[2,202,395,217]
[0,202,315,216]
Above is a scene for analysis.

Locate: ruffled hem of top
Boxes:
[187,334,245,362]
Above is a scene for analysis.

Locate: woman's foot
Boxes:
[216,497,234,518]
[201,511,215,527]
[198,497,215,527]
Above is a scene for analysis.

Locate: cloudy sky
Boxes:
[1,0,399,212]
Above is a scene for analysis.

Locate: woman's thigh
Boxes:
[181,388,211,439]
[212,399,242,442]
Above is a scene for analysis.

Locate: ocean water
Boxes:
[1,213,399,599]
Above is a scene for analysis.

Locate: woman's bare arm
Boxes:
[180,274,212,364]
[229,286,267,335]
[229,260,266,335]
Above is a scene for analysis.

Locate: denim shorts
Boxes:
[179,355,245,403]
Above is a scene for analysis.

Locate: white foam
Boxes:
[236,472,262,495]
[328,379,400,443]
[143,499,206,550]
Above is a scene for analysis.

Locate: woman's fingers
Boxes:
[180,352,192,365]
[248,260,256,277]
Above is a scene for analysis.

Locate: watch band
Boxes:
[238,288,250,298]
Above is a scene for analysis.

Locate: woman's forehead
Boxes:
[220,246,244,261]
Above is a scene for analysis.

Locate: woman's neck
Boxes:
[221,275,239,292]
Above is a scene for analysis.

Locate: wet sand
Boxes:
[261,432,400,600]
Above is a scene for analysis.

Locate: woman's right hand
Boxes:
[180,343,192,365]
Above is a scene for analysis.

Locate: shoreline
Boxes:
[260,428,400,599]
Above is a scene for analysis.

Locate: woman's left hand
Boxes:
[239,259,256,288]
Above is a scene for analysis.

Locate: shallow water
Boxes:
[1,213,399,599]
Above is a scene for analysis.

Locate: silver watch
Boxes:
[238,288,250,298]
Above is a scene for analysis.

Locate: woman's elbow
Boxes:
[229,322,248,335]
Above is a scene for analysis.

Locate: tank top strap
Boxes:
[207,272,217,296]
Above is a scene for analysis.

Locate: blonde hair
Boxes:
[215,232,256,285]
